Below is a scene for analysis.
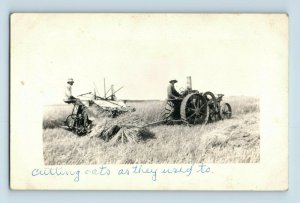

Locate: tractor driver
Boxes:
[167,79,182,100]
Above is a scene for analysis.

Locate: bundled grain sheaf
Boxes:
[88,106,155,144]
[109,127,154,144]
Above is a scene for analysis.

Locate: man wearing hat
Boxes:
[64,78,92,133]
[64,78,76,103]
[167,79,182,99]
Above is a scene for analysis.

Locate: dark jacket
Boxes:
[167,84,181,99]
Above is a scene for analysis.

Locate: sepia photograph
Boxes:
[10,13,287,190]
[38,14,260,165]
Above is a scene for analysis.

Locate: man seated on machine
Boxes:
[167,79,182,100]
[64,78,92,131]
[64,78,77,103]
[167,79,183,120]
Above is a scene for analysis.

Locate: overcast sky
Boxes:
[11,14,287,104]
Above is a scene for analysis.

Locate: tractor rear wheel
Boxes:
[180,93,209,125]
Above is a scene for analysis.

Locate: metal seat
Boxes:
[64,98,78,104]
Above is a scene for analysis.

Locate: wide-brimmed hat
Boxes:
[67,78,74,83]
[169,79,178,83]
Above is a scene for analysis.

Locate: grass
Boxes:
[43,96,260,164]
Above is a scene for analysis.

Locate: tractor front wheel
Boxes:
[220,103,232,119]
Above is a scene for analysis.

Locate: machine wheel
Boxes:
[161,100,175,122]
[65,114,89,135]
[203,91,219,122]
[180,93,209,125]
[203,91,217,109]
[65,114,76,129]
[220,103,232,119]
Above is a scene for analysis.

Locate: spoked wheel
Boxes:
[203,91,219,122]
[203,91,217,108]
[180,93,209,125]
[65,114,76,129]
[220,103,232,119]
[161,100,175,122]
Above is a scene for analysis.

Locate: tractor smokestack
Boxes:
[111,85,115,100]
[187,76,192,90]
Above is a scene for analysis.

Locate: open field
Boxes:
[43,96,260,164]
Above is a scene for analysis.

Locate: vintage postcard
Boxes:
[10,13,288,190]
